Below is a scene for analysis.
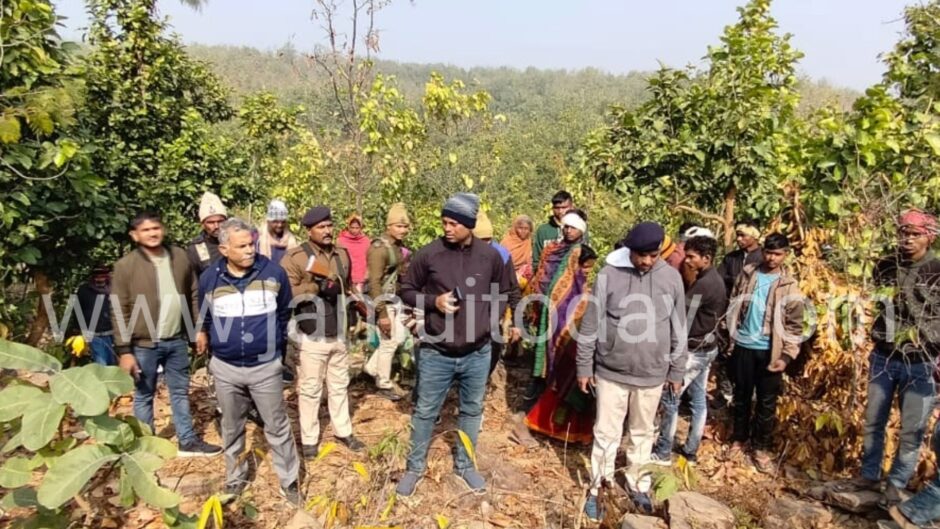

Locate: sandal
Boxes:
[508,419,539,449]
[725,442,747,461]
[888,506,920,529]
[752,450,776,475]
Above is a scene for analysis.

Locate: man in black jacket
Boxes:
[717,220,763,294]
[651,235,728,464]
[396,193,512,497]
[72,265,115,365]
[854,209,940,508]
[714,219,763,407]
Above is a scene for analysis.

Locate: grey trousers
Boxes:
[210,358,299,490]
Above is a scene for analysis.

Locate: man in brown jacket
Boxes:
[724,232,804,473]
[281,206,366,458]
[363,203,411,401]
[111,210,221,457]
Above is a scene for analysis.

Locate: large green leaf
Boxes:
[20,394,66,451]
[0,456,32,488]
[49,365,111,416]
[122,415,154,437]
[0,384,44,421]
[0,339,61,373]
[84,364,134,396]
[0,487,39,509]
[118,467,135,508]
[37,444,118,509]
[82,415,135,448]
[122,451,180,509]
[135,435,177,460]
[2,430,23,454]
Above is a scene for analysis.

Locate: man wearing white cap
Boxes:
[257,199,299,265]
[187,191,228,275]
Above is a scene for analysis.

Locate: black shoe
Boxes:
[279,482,301,505]
[178,438,222,458]
[281,367,295,384]
[336,435,366,452]
[221,482,247,504]
[302,444,318,460]
[376,388,402,402]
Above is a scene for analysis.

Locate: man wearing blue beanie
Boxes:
[576,221,688,520]
[395,192,512,497]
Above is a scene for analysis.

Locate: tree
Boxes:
[0,0,114,342]
[798,0,940,278]
[581,0,803,246]
[81,0,254,241]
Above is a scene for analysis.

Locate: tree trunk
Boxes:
[722,184,737,249]
[26,270,52,347]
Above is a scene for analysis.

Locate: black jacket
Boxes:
[75,283,112,334]
[401,236,511,356]
[187,231,222,275]
[872,251,940,362]
[718,247,763,295]
[685,266,728,352]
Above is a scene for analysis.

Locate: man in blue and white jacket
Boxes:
[196,218,300,505]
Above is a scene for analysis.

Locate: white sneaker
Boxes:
[649,453,672,467]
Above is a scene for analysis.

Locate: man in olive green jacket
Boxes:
[363,203,411,401]
[111,210,221,457]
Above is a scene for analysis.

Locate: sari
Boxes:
[523,241,595,444]
[500,215,534,280]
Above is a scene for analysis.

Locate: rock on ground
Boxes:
[283,508,323,529]
[762,496,833,529]
[667,492,735,529]
[155,468,223,498]
[620,513,668,529]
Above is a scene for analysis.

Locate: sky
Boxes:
[53,0,913,90]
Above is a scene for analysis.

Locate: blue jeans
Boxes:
[406,344,490,474]
[860,351,937,488]
[90,335,116,366]
[653,348,718,459]
[132,338,196,445]
[898,416,940,526]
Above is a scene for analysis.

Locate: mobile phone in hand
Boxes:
[453,286,464,302]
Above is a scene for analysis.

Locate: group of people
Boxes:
[68,189,938,526]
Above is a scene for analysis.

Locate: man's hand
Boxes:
[196,331,209,355]
[509,327,522,344]
[378,316,392,337]
[767,357,791,373]
[435,291,459,314]
[667,380,683,396]
[119,353,140,381]
[577,376,595,394]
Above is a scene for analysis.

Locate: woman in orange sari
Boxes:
[500,215,534,286]
[522,212,597,444]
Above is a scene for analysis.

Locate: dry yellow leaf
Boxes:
[316,442,337,462]
[457,430,476,469]
[352,461,369,480]
[380,492,396,521]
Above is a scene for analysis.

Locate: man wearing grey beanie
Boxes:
[395,192,512,497]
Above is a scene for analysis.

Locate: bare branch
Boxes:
[674,204,726,225]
